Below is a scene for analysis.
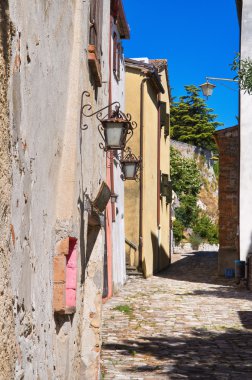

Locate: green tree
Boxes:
[175,194,199,228]
[193,213,219,244]
[170,85,222,151]
[232,53,252,94]
[173,219,184,245]
[170,147,202,197]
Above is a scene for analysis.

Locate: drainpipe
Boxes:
[103,15,114,301]
[157,93,161,271]
[109,17,116,223]
[139,77,148,270]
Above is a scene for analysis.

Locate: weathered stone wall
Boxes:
[214,127,239,274]
[5,0,110,378]
[0,2,16,379]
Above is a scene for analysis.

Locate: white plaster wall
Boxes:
[111,23,127,291]
[8,0,110,378]
[240,0,252,260]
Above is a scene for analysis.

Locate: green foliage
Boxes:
[173,219,185,245]
[171,147,201,244]
[193,214,219,244]
[189,233,203,250]
[175,194,199,228]
[170,85,222,151]
[170,147,202,197]
[232,53,252,94]
[113,304,133,315]
[213,161,219,179]
[128,349,137,356]
[171,147,219,246]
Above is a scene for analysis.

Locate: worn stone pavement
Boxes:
[101,252,252,379]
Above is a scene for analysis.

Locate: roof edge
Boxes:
[125,58,165,94]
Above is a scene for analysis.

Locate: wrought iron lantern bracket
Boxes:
[81,91,137,151]
[119,147,142,181]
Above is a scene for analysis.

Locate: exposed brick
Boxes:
[53,255,66,283]
[55,237,69,256]
[53,283,65,313]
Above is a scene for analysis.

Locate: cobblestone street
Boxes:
[101,252,252,379]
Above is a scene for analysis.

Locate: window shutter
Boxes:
[89,0,97,46]
[160,101,166,127]
[89,0,103,56]
[165,113,170,137]
[113,33,117,73]
[88,0,103,87]
[96,0,103,57]
[117,43,121,81]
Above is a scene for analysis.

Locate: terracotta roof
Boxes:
[111,0,130,39]
[214,125,239,136]
[150,59,171,102]
[149,59,167,73]
[125,58,165,94]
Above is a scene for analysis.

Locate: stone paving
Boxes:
[101,252,252,379]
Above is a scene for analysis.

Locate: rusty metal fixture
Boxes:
[110,192,118,204]
[81,91,137,151]
[120,147,141,181]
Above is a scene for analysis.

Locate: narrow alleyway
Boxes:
[101,252,252,379]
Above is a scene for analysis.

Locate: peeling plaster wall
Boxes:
[111,22,126,293]
[0,2,16,379]
[7,0,110,378]
[239,0,252,261]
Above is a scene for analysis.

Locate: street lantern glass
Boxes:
[199,81,216,97]
[102,119,131,151]
[121,160,138,180]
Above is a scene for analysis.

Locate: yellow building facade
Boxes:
[125,58,171,277]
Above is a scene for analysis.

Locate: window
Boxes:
[88,0,103,87]
[113,32,121,81]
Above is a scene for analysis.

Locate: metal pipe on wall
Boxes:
[157,92,161,271]
[139,77,148,270]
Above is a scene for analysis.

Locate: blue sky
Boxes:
[123,0,239,129]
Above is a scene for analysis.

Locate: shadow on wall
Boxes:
[78,193,100,284]
[246,232,252,260]
[79,93,101,284]
[102,328,252,378]
[55,313,74,335]
[151,232,170,275]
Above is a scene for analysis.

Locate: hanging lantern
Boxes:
[199,81,216,97]
[81,91,137,152]
[120,147,141,181]
[100,107,133,151]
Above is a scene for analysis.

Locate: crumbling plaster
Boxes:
[7,0,110,378]
[0,2,16,379]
